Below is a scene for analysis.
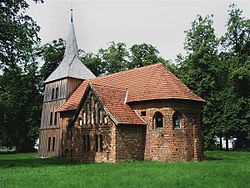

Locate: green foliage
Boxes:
[177,5,250,150]
[39,40,172,78]
[0,151,250,188]
[0,65,42,151]
[98,42,129,74]
[81,52,105,76]
[129,43,161,68]
[0,0,42,68]
[38,38,65,81]
[0,0,43,151]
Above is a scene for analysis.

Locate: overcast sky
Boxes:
[27,0,249,62]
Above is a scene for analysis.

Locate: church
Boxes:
[38,11,205,162]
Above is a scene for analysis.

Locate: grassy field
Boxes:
[0,151,249,188]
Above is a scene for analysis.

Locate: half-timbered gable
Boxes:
[61,83,147,162]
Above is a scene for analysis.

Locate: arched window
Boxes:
[173,112,181,129]
[154,112,163,128]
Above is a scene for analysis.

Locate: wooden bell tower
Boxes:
[38,9,95,157]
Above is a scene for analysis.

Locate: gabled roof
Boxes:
[44,10,95,83]
[58,63,205,112]
[91,84,145,125]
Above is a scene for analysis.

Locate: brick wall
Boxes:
[130,99,204,162]
[116,125,146,161]
[60,89,117,163]
[60,97,204,162]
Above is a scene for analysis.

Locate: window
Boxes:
[48,137,51,151]
[99,110,102,124]
[154,112,163,128]
[141,111,146,116]
[86,103,90,124]
[79,118,83,126]
[95,134,104,152]
[51,88,55,100]
[83,135,86,152]
[49,112,53,125]
[83,135,91,153]
[83,112,86,125]
[95,102,99,124]
[52,137,55,151]
[87,135,90,152]
[95,134,98,152]
[173,112,181,129]
[93,103,96,124]
[54,112,57,125]
[55,87,59,99]
[64,149,69,158]
[99,134,103,152]
[103,115,108,124]
[66,129,72,141]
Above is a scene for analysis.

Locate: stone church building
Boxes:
[38,11,205,162]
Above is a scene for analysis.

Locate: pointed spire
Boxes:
[64,8,79,58]
[44,8,96,83]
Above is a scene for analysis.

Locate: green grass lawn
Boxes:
[0,151,249,188]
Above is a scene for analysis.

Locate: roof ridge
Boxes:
[89,63,163,81]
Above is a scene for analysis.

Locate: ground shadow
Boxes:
[0,153,79,168]
[204,156,223,161]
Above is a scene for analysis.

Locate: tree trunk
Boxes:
[225,137,229,151]
[219,136,223,150]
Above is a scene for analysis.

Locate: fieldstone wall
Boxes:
[60,97,204,163]
[60,89,117,162]
[116,125,146,161]
[130,100,204,162]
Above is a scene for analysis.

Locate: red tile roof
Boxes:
[90,84,145,125]
[58,63,205,112]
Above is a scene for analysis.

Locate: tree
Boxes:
[0,0,42,69]
[81,51,105,76]
[0,0,43,151]
[220,4,250,149]
[38,38,65,81]
[0,64,42,151]
[98,42,129,74]
[129,43,161,68]
[177,5,250,150]
[177,15,223,150]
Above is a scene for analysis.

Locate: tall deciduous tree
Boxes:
[0,0,43,151]
[177,15,223,149]
[220,4,250,149]
[177,5,250,150]
[98,42,129,74]
[0,63,42,151]
[129,43,161,68]
[38,38,65,81]
[80,51,104,76]
[0,0,42,69]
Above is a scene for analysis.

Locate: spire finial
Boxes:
[70,7,73,23]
